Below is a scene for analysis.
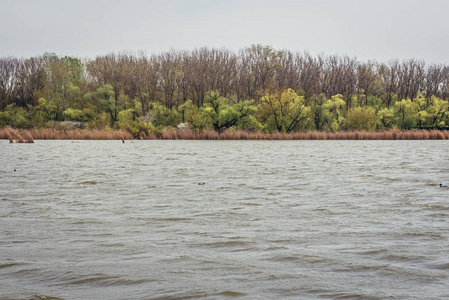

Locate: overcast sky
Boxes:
[1,0,448,64]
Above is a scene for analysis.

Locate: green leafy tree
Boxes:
[413,93,429,128]
[116,108,152,137]
[257,88,311,132]
[83,84,117,123]
[63,107,96,122]
[394,99,418,129]
[88,112,110,129]
[148,102,181,127]
[376,108,395,129]
[323,94,346,131]
[35,97,57,122]
[41,54,84,119]
[0,104,31,128]
[344,106,376,131]
[201,91,258,132]
[425,96,449,127]
[309,94,329,131]
[179,100,211,130]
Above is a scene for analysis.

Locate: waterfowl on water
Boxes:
[198,182,206,185]
[440,183,448,188]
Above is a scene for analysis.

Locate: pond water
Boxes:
[0,140,448,299]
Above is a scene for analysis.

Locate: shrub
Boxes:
[345,107,376,131]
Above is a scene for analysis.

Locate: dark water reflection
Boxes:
[1,140,448,299]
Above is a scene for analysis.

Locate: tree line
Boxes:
[1,45,448,136]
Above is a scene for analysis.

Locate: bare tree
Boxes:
[424,64,446,102]
[380,60,399,108]
[238,44,283,100]
[298,52,323,101]
[159,50,182,109]
[357,61,378,105]
[16,56,46,108]
[275,50,300,91]
[0,57,20,108]
[397,59,425,100]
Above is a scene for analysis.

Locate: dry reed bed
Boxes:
[0,127,132,142]
[1,127,449,141]
[145,129,449,140]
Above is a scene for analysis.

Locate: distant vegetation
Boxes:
[1,45,449,138]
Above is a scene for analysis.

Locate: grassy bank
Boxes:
[1,127,449,142]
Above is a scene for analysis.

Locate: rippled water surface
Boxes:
[1,140,448,299]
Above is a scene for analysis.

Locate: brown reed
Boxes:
[177,128,195,140]
[1,127,448,141]
[0,127,134,141]
[23,130,34,143]
[200,129,220,140]
[5,127,14,143]
[162,127,178,140]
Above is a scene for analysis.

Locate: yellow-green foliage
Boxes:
[88,112,111,130]
[179,100,212,130]
[426,96,448,127]
[148,103,181,127]
[121,120,153,138]
[116,108,152,137]
[394,99,417,129]
[323,94,346,131]
[0,104,31,128]
[345,106,376,131]
[36,98,57,121]
[376,108,395,129]
[63,107,96,122]
[258,88,311,132]
[201,91,259,131]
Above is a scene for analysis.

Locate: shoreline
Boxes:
[1,127,449,142]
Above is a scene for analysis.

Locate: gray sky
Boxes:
[1,0,448,64]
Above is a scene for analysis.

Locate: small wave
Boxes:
[11,267,41,276]
[406,202,449,210]
[79,181,99,185]
[154,217,193,221]
[425,261,449,270]
[70,275,154,286]
[306,289,382,300]
[215,290,247,297]
[355,249,389,256]
[264,245,289,251]
[218,186,233,190]
[332,263,391,273]
[385,177,403,182]
[241,202,263,206]
[250,186,267,190]
[70,219,102,225]
[398,232,444,239]
[360,174,373,178]
[31,295,65,300]
[199,240,256,250]
[0,262,28,269]
[269,255,303,262]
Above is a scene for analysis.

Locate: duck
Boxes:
[440,183,448,188]
[198,182,206,185]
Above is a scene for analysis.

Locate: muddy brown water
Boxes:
[1,140,448,299]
